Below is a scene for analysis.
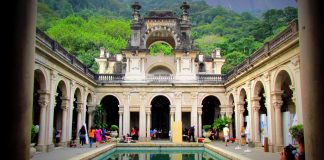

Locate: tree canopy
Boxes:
[37,0,297,73]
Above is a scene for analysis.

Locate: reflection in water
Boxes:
[97,150,225,160]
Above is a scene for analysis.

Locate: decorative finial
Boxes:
[131,1,141,21]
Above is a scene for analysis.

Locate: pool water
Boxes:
[93,147,228,160]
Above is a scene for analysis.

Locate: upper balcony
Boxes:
[96,73,225,84]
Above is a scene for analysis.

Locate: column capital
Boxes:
[226,111,233,116]
[76,102,84,112]
[118,111,124,115]
[198,111,202,115]
[118,104,124,108]
[272,100,283,110]
[252,106,261,112]
[61,105,69,111]
[38,99,49,109]
[146,111,151,115]
[87,106,95,113]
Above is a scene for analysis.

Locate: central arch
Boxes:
[202,96,221,128]
[151,95,171,139]
[143,26,180,49]
[100,95,119,130]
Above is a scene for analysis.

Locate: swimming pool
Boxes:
[92,147,228,160]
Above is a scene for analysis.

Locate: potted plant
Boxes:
[110,125,119,138]
[289,124,303,145]
[213,117,231,140]
[202,125,212,138]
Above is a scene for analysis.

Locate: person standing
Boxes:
[95,128,102,147]
[223,124,230,146]
[55,129,61,147]
[188,126,195,142]
[88,127,95,148]
[79,125,86,147]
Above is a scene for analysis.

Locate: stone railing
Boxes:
[96,74,125,82]
[36,28,96,80]
[146,74,174,82]
[224,19,299,82]
[196,74,224,84]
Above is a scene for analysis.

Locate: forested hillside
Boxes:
[37,0,297,73]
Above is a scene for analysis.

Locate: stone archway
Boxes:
[228,93,236,138]
[71,87,82,141]
[238,88,249,132]
[100,95,119,130]
[85,93,93,129]
[151,95,171,139]
[32,69,47,147]
[201,96,221,129]
[53,80,68,146]
[274,70,295,146]
[253,81,267,145]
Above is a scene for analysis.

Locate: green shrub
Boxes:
[289,124,303,140]
[110,125,118,131]
[31,124,36,142]
[213,117,231,131]
[203,125,211,132]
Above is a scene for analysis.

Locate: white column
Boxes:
[176,58,180,72]
[291,57,302,124]
[191,58,195,73]
[127,58,130,72]
[198,110,202,138]
[263,73,273,145]
[175,92,182,121]
[146,111,151,139]
[227,113,233,138]
[123,92,130,135]
[251,97,261,143]
[37,91,50,151]
[47,71,58,149]
[170,111,175,127]
[76,102,83,136]
[119,111,123,137]
[273,100,283,146]
[191,92,198,138]
[246,82,253,140]
[139,92,146,141]
[87,106,95,129]
[60,98,69,145]
[237,102,245,128]
[141,58,145,72]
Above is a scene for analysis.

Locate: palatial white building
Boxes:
[33,2,301,153]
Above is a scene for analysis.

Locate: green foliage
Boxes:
[289,124,303,140]
[149,43,172,56]
[213,117,231,131]
[31,124,36,142]
[38,0,297,74]
[46,15,130,72]
[93,104,107,129]
[110,125,119,131]
[203,125,211,132]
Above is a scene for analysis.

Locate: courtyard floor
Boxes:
[31,140,279,160]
